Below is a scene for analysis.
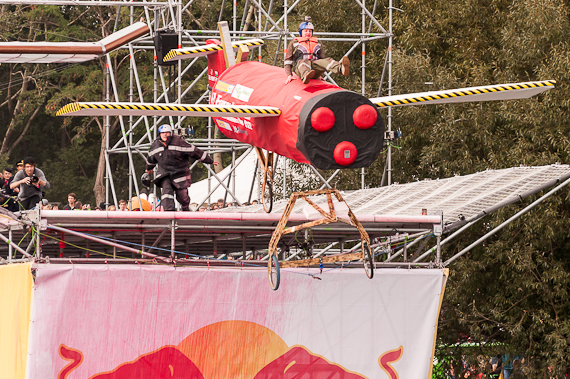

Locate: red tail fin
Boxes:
[206,39,227,89]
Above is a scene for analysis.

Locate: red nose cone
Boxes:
[333,141,358,166]
[311,107,335,132]
[353,104,377,129]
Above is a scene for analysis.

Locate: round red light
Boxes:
[353,104,377,129]
[333,141,358,166]
[310,107,335,132]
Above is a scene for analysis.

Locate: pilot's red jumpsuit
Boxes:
[284,37,344,80]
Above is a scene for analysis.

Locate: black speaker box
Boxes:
[154,31,178,66]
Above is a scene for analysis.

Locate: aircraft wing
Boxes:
[0,22,149,64]
[164,39,264,62]
[369,80,555,108]
[56,102,281,118]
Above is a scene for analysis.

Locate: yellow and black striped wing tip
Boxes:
[373,80,556,108]
[163,45,223,62]
[57,102,281,117]
[56,103,84,116]
[163,39,264,62]
[234,39,264,48]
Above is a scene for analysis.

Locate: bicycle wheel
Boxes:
[268,253,280,290]
[262,179,273,213]
[362,240,374,279]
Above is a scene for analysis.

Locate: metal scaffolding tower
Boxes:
[96,0,393,210]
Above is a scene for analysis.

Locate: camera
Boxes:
[27,174,40,187]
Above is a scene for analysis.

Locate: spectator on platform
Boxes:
[1,168,18,212]
[108,205,117,211]
[81,203,91,210]
[251,200,259,205]
[10,156,50,210]
[217,199,225,209]
[210,204,219,210]
[52,204,59,210]
[199,205,208,212]
[99,202,106,210]
[74,201,83,210]
[63,193,79,210]
[118,199,128,211]
[1,167,12,182]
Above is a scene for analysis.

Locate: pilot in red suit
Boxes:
[145,124,218,211]
[284,16,350,84]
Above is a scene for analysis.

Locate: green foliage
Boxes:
[365,0,570,375]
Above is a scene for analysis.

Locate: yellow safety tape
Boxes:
[374,80,556,108]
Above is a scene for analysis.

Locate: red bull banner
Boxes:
[25,265,447,378]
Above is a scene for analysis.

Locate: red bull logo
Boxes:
[57,321,402,378]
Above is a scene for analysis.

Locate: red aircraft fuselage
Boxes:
[206,43,385,170]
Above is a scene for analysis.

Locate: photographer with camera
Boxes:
[10,156,50,210]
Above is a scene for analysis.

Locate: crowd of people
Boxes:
[444,354,528,379]
[196,198,258,212]
[41,194,260,212]
[0,154,259,213]
[0,157,50,212]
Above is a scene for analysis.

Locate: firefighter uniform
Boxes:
[146,134,214,211]
[284,36,345,82]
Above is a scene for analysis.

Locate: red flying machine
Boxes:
[57,22,556,212]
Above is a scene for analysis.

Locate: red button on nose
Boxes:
[353,104,377,129]
[311,107,335,132]
[333,141,357,166]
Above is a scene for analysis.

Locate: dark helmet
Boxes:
[141,172,151,187]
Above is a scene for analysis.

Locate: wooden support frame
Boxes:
[267,189,374,289]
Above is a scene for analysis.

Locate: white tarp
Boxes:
[188,149,260,205]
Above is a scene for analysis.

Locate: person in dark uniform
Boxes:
[0,168,18,212]
[284,16,350,84]
[145,124,218,211]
